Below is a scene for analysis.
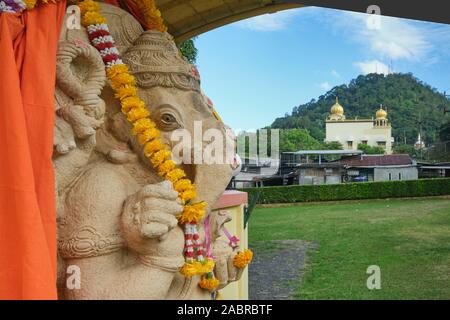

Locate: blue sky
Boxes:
[195,7,450,131]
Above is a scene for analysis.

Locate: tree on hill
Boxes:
[357,143,385,155]
[271,73,450,145]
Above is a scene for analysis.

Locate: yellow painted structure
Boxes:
[325,99,394,154]
[212,191,249,300]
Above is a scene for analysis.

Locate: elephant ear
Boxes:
[54,41,106,155]
[99,3,144,55]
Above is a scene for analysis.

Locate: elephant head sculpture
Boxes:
[55,3,240,300]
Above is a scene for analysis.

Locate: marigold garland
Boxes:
[233,249,253,269]
[131,0,167,33]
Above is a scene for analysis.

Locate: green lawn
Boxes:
[248,197,450,299]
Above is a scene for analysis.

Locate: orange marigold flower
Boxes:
[126,107,150,122]
[150,149,172,167]
[158,160,177,176]
[78,0,99,15]
[114,85,138,101]
[24,0,38,9]
[180,262,199,277]
[107,64,130,79]
[173,179,194,192]
[198,276,220,291]
[110,73,136,90]
[143,139,165,157]
[178,202,206,224]
[82,11,107,27]
[233,249,253,269]
[165,168,186,184]
[121,96,146,113]
[179,189,197,203]
[138,128,161,145]
[132,118,156,134]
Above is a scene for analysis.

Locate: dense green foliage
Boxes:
[178,38,198,64]
[279,129,324,152]
[357,143,385,154]
[237,128,343,154]
[271,73,450,144]
[249,198,450,299]
[393,143,421,158]
[242,178,450,204]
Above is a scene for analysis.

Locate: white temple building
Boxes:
[325,98,394,154]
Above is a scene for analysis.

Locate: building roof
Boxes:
[285,150,364,155]
[340,154,414,167]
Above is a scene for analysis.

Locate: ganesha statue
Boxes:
[54,3,244,300]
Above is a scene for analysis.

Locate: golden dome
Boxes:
[330,97,344,115]
[376,105,387,119]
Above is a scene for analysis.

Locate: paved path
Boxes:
[248,240,318,300]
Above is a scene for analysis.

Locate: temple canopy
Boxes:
[156,0,304,42]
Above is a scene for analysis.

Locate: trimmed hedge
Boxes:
[240,178,450,204]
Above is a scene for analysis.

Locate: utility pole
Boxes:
[441,91,450,115]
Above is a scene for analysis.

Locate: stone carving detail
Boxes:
[123,31,201,92]
[54,3,241,300]
[58,226,124,259]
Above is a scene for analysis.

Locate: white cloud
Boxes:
[355,60,390,75]
[320,82,332,90]
[311,8,440,62]
[236,10,299,31]
[354,13,430,61]
[331,69,341,78]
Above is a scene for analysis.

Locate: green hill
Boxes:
[271,73,450,144]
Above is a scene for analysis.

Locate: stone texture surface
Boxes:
[248,240,319,300]
[54,3,240,300]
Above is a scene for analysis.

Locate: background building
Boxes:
[325,98,394,154]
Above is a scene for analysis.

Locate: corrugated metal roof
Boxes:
[341,154,414,167]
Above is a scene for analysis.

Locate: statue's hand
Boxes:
[121,181,184,257]
[212,240,244,289]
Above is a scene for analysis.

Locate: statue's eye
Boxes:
[161,113,176,125]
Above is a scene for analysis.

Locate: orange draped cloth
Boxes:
[0,2,66,299]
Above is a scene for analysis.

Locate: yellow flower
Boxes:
[174,179,193,192]
[82,11,107,27]
[200,258,215,274]
[136,0,168,33]
[78,0,99,15]
[114,85,138,101]
[180,262,199,277]
[150,149,172,167]
[126,107,150,123]
[158,160,177,176]
[179,189,197,203]
[233,249,253,269]
[179,259,215,277]
[110,73,136,90]
[165,168,186,184]
[138,128,161,145]
[132,118,156,134]
[107,64,129,79]
[178,202,207,224]
[198,276,220,291]
[24,0,37,9]
[143,140,165,157]
[121,96,146,113]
